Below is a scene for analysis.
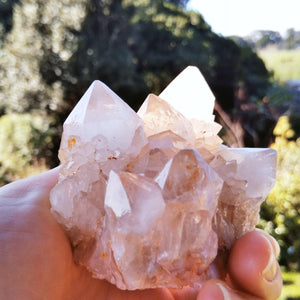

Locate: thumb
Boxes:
[228,229,282,300]
[0,167,60,207]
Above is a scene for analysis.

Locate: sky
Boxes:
[187,0,300,37]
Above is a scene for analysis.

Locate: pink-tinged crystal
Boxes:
[50,66,277,290]
[210,147,277,249]
[138,93,195,143]
[156,149,222,213]
[58,80,147,176]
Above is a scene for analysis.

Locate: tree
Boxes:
[0,0,87,114]
[0,0,88,165]
[63,0,217,110]
[165,0,189,7]
[236,45,270,99]
[62,0,140,110]
[0,0,273,169]
[0,0,271,114]
[286,28,296,49]
[253,30,282,49]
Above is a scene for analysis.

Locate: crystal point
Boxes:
[157,149,222,211]
[58,80,147,176]
[159,66,215,122]
[105,170,131,218]
[63,80,139,145]
[138,93,195,142]
[50,67,276,290]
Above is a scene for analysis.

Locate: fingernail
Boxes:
[216,283,231,300]
[255,228,280,258]
[261,235,278,281]
[269,234,281,258]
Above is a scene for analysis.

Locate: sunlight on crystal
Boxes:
[50,66,277,290]
[105,170,131,217]
[159,66,215,122]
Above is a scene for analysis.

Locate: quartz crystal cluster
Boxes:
[50,66,277,290]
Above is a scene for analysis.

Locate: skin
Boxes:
[0,167,282,300]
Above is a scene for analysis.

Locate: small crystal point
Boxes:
[159,66,215,122]
[105,170,131,218]
[156,148,223,213]
[230,148,277,199]
[60,80,147,159]
[105,171,166,235]
[138,93,195,142]
[210,146,277,249]
[63,80,136,141]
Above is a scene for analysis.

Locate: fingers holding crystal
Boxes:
[228,230,282,300]
[197,280,261,300]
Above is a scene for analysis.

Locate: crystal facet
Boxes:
[50,66,277,290]
[158,66,215,121]
[59,80,147,177]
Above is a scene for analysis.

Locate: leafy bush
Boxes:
[259,116,300,270]
[0,113,56,185]
[280,269,300,300]
[0,0,272,167]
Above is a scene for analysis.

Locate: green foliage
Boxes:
[266,83,295,106]
[255,31,282,49]
[0,113,55,185]
[280,269,300,300]
[0,0,87,115]
[286,28,298,50]
[60,0,220,110]
[259,116,300,271]
[0,0,272,172]
[237,45,270,99]
[0,0,271,115]
[238,29,300,51]
[0,0,19,44]
[164,0,189,7]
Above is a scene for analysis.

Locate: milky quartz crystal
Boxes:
[50,66,277,290]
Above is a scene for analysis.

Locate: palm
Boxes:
[0,169,176,299]
[0,175,74,299]
[0,168,282,300]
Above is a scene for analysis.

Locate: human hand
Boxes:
[0,168,282,299]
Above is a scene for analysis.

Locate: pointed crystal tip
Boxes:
[159,66,215,122]
[59,79,147,163]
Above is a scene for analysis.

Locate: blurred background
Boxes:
[0,0,299,298]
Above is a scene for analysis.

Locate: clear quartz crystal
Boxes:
[50,66,277,290]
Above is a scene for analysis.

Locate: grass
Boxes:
[279,270,300,300]
[258,48,300,82]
